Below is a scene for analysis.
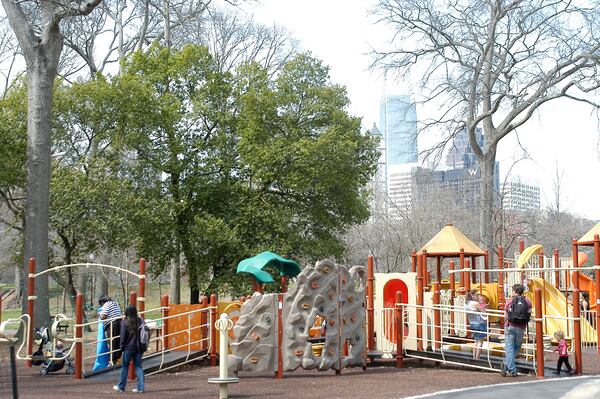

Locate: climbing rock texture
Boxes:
[228,292,277,373]
[228,259,366,374]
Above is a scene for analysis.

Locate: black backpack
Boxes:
[138,319,150,353]
[508,296,530,324]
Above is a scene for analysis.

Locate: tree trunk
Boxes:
[98,272,108,297]
[14,263,22,304]
[479,150,497,255]
[22,54,61,327]
[169,250,181,304]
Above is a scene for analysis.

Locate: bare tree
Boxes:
[1,0,102,325]
[373,0,600,253]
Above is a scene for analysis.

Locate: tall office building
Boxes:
[369,123,386,193]
[446,128,484,169]
[380,95,418,166]
[502,178,541,212]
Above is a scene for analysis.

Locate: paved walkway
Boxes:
[408,376,600,399]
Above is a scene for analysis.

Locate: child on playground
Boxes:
[113,305,145,393]
[465,289,487,360]
[553,330,573,375]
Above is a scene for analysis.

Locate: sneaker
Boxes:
[112,385,124,393]
[511,372,518,377]
[552,371,561,375]
[132,388,143,393]
[567,371,574,376]
[500,362,507,377]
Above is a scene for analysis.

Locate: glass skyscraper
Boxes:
[380,95,418,165]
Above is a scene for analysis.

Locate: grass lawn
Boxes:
[1,308,22,322]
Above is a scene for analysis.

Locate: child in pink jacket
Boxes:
[553,330,573,375]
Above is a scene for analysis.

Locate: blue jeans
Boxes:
[118,351,144,392]
[504,326,525,374]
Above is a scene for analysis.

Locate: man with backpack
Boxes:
[501,283,532,377]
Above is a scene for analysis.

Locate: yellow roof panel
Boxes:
[578,222,600,245]
[417,224,485,256]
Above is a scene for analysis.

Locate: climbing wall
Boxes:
[228,293,278,373]
[228,259,366,374]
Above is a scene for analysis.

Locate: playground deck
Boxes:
[84,349,208,380]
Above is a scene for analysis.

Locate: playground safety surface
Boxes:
[5,352,600,398]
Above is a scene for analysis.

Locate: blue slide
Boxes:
[92,309,109,372]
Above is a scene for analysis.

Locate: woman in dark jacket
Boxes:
[113,305,144,393]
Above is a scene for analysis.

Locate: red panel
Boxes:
[383,279,409,341]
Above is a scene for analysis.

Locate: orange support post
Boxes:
[436,256,441,283]
[75,293,83,379]
[395,291,403,368]
[367,255,375,353]
[161,295,169,350]
[519,239,525,253]
[484,250,489,284]
[498,246,505,334]
[128,291,137,381]
[534,288,544,377]
[200,296,208,351]
[459,249,465,289]
[27,257,35,368]
[594,234,600,353]
[449,260,456,335]
[572,240,580,291]
[464,260,471,292]
[210,294,217,367]
[471,256,477,285]
[416,254,423,351]
[573,288,582,375]
[280,276,288,293]
[138,259,146,314]
[433,282,441,351]
[553,249,560,289]
[277,293,284,379]
[422,250,428,288]
[411,251,417,273]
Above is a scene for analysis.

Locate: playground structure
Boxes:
[1,221,600,386]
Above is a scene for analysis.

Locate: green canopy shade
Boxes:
[236,251,301,284]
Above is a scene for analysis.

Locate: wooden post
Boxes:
[519,239,525,253]
[594,234,600,353]
[436,256,441,283]
[416,254,424,351]
[411,251,417,273]
[252,280,263,294]
[210,294,217,367]
[464,260,471,292]
[573,288,582,375]
[75,293,83,380]
[395,291,403,368]
[553,249,560,289]
[534,288,544,377]
[367,255,375,353]
[200,296,208,351]
[459,249,465,289]
[572,240,580,291]
[27,257,35,368]
[280,276,288,293]
[449,260,456,335]
[433,282,441,351]
[498,246,505,334]
[277,293,284,379]
[128,291,137,381]
[138,258,146,314]
[471,256,477,285]
[484,250,490,284]
[161,295,169,350]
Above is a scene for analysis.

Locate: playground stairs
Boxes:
[83,349,208,380]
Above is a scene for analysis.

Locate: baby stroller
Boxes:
[32,327,75,375]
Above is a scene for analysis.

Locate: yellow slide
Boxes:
[527,278,596,342]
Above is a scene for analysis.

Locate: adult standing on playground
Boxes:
[501,284,532,377]
[98,295,123,363]
[113,305,145,393]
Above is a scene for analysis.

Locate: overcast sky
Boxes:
[243,0,600,221]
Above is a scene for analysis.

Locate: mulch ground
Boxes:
[4,352,600,398]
